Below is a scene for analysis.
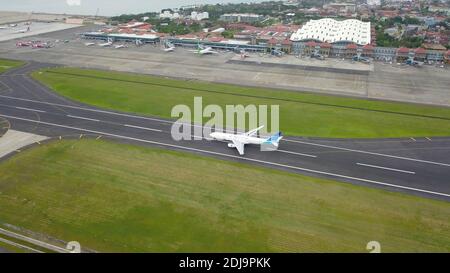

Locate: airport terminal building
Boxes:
[290,18,448,63]
[81,32,160,44]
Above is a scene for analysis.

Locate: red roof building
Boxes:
[397,47,410,54]
[208,37,224,43]
[268,37,278,45]
[363,44,374,51]
[281,39,292,46]
[414,47,426,54]
[305,41,317,47]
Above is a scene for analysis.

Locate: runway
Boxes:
[1,62,450,201]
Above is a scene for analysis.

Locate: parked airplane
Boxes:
[270,49,283,57]
[15,27,30,34]
[16,41,32,47]
[239,49,250,58]
[209,126,283,155]
[114,44,127,49]
[9,24,18,27]
[32,42,50,49]
[163,46,175,52]
[135,39,143,47]
[0,26,8,30]
[310,50,325,60]
[352,54,371,63]
[162,42,175,52]
[84,42,95,46]
[404,57,423,66]
[190,45,218,55]
[98,38,113,47]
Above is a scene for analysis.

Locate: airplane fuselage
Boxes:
[210,132,266,145]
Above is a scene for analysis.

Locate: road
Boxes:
[1,62,449,201]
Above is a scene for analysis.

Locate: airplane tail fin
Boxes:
[264,132,283,147]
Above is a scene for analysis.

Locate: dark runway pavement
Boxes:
[1,62,449,201]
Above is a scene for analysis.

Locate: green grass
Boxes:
[32,67,450,138]
[0,59,24,74]
[0,139,448,252]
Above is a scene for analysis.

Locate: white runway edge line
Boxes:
[1,113,449,199]
[285,139,450,167]
[0,237,44,253]
[0,227,68,253]
[277,149,317,158]
[1,94,450,167]
[356,163,416,175]
[124,124,162,132]
[15,106,46,113]
[67,115,100,122]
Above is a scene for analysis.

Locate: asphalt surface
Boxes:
[1,61,450,201]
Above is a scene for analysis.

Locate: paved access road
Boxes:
[1,62,449,201]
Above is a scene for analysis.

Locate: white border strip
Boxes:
[356,163,416,174]
[67,115,100,122]
[15,106,46,113]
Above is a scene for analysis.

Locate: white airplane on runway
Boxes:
[9,24,18,27]
[0,26,8,30]
[209,126,283,155]
[84,42,95,46]
[114,44,127,49]
[163,46,175,52]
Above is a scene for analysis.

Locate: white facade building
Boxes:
[190,11,209,21]
[159,10,180,20]
[290,18,371,45]
[366,0,381,6]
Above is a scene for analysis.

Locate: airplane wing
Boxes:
[232,139,245,155]
[244,125,264,137]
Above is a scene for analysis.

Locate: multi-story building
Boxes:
[190,11,209,21]
[219,13,264,23]
[159,10,180,20]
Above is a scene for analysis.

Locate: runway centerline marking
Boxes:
[15,106,46,113]
[1,94,449,167]
[67,115,100,122]
[356,163,416,174]
[124,124,163,132]
[284,138,450,167]
[277,149,317,158]
[1,113,449,199]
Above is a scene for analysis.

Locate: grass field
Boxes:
[0,59,23,74]
[32,67,450,138]
[0,139,448,252]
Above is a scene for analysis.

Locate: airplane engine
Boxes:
[227,143,235,148]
